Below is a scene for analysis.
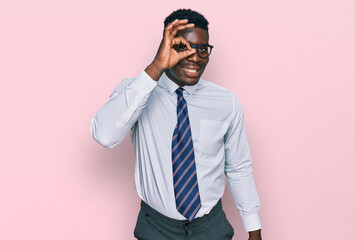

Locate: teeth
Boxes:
[184,68,198,73]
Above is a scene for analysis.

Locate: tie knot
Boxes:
[175,87,184,97]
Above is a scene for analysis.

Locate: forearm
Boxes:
[225,94,262,232]
[225,130,261,231]
[92,18,196,148]
[227,169,261,231]
[91,71,157,148]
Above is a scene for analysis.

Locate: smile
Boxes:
[184,68,198,73]
[181,66,201,77]
[181,65,201,75]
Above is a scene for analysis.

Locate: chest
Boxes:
[140,88,232,155]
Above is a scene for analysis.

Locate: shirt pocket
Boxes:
[197,119,228,155]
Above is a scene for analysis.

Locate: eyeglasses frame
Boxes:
[175,43,214,59]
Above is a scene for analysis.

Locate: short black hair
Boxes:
[164,9,209,31]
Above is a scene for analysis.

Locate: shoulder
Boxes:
[112,77,135,92]
[113,71,155,93]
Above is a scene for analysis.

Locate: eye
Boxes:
[199,46,208,52]
[178,44,188,51]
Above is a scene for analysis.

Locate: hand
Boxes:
[154,19,196,69]
[248,229,262,240]
[145,19,196,80]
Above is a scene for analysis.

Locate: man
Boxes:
[91,9,262,240]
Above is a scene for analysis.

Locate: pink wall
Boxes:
[1,0,354,239]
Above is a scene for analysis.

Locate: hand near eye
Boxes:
[145,19,196,81]
[155,19,196,69]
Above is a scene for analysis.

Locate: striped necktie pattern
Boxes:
[172,87,201,221]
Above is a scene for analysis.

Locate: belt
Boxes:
[140,199,223,228]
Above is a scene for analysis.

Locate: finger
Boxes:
[164,20,179,40]
[165,19,188,32]
[177,48,197,61]
[171,23,195,36]
[171,36,192,50]
[164,19,191,42]
[165,19,179,31]
[175,19,189,25]
[178,23,195,30]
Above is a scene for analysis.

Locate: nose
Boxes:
[186,50,201,62]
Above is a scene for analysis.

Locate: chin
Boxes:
[181,77,200,86]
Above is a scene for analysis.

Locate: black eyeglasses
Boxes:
[175,43,214,59]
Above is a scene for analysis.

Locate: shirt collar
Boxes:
[158,72,199,95]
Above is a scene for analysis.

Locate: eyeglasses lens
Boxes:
[177,44,212,58]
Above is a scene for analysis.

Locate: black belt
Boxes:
[140,199,223,228]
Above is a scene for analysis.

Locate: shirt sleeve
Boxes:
[224,94,262,232]
[90,70,157,148]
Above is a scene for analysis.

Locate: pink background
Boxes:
[1,0,354,239]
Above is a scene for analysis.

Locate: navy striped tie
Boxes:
[172,87,201,221]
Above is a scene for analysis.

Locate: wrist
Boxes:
[248,229,262,240]
[145,61,166,81]
[152,60,166,72]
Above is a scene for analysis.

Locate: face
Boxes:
[165,27,210,86]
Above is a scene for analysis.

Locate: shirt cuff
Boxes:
[130,70,158,93]
[241,213,262,232]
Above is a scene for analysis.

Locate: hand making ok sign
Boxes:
[146,19,196,80]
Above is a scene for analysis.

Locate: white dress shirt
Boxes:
[91,71,261,231]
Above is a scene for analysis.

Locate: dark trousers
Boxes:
[134,199,234,240]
